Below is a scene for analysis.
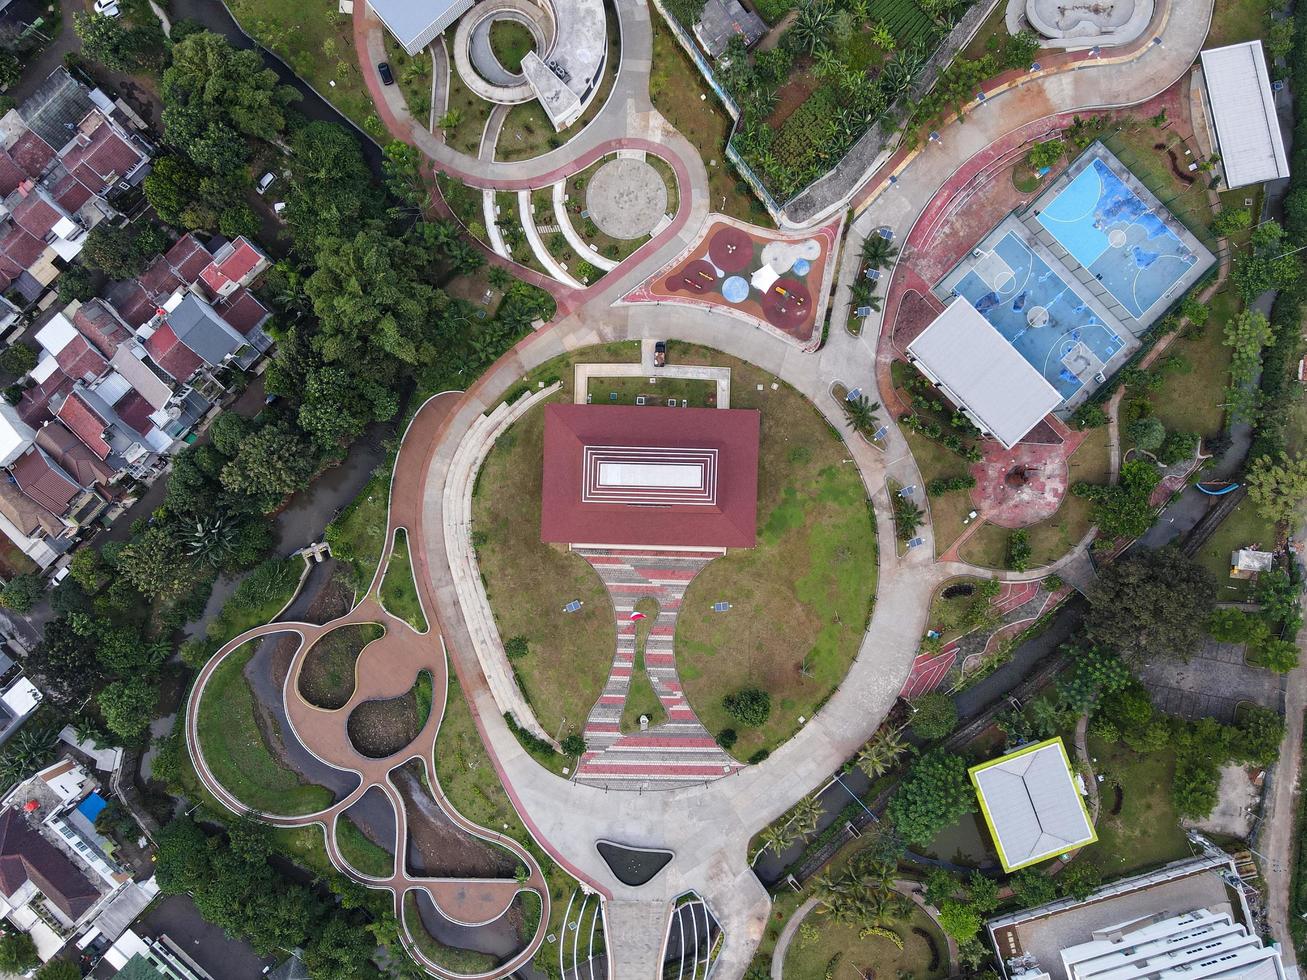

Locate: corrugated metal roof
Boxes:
[905,299,1063,449]
[1200,42,1290,189]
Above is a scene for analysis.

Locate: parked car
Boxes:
[93,0,121,14]
[654,341,667,367]
[256,172,277,194]
[378,62,395,86]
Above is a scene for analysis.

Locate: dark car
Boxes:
[378,62,395,86]
[654,341,667,367]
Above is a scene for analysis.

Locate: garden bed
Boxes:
[345,670,432,757]
[381,529,427,631]
[782,904,948,980]
[297,623,385,709]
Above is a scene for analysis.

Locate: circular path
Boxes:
[585,157,668,239]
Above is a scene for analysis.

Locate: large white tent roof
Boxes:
[970,738,1096,872]
[905,299,1063,449]
[1200,41,1289,189]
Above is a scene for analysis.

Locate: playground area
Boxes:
[625,216,842,348]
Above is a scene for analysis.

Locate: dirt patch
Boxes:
[347,689,421,759]
[394,761,522,879]
[297,623,384,709]
[303,567,356,626]
[766,65,817,129]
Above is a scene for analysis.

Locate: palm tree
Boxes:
[0,726,56,791]
[861,232,900,270]
[857,726,908,777]
[787,794,824,839]
[894,497,925,539]
[842,394,881,435]
[761,823,796,857]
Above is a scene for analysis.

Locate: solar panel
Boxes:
[563,600,583,613]
[712,601,731,612]
[872,426,888,440]
[908,537,925,548]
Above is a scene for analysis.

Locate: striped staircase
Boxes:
[574,548,745,790]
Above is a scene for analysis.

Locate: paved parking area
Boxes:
[1136,638,1284,723]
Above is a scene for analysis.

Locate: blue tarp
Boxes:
[76,792,108,823]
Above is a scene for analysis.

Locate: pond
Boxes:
[919,812,999,869]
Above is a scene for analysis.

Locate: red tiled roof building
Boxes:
[540,404,760,550]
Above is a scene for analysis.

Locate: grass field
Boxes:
[381,529,427,631]
[489,20,534,73]
[671,345,877,760]
[1194,498,1278,600]
[904,428,976,553]
[585,376,717,406]
[432,665,581,975]
[783,906,948,980]
[472,393,616,742]
[441,65,497,156]
[336,814,395,877]
[1149,290,1238,439]
[1088,735,1192,875]
[298,623,386,709]
[1205,0,1272,48]
[196,640,335,816]
[649,15,772,227]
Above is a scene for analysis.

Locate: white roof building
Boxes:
[970,737,1096,872]
[906,298,1063,449]
[1060,908,1284,980]
[370,0,476,54]
[1200,41,1289,189]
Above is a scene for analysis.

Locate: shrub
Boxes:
[886,749,976,848]
[926,475,977,495]
[937,899,981,940]
[748,748,770,764]
[1207,608,1265,644]
[1126,416,1166,452]
[0,343,36,376]
[561,733,586,756]
[1158,430,1199,465]
[0,574,43,613]
[723,688,771,726]
[1026,139,1065,170]
[1007,530,1032,572]
[1011,868,1057,907]
[716,728,738,749]
[909,691,957,740]
[1212,207,1253,237]
[504,635,529,659]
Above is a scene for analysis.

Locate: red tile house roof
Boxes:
[0,226,46,281]
[49,173,92,215]
[10,447,79,516]
[57,391,111,459]
[8,131,54,179]
[18,368,72,426]
[60,121,144,195]
[0,808,100,921]
[36,421,115,487]
[143,322,203,381]
[135,257,182,300]
[0,152,26,196]
[72,299,130,357]
[540,404,761,549]
[215,288,270,336]
[10,192,63,239]
[164,233,212,284]
[113,390,154,435]
[198,238,263,295]
[53,335,108,384]
[104,280,157,328]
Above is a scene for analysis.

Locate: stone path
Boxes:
[575,548,743,790]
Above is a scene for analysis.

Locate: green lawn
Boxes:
[1149,290,1238,439]
[440,66,496,156]
[335,814,394,877]
[672,345,877,761]
[381,529,427,631]
[196,640,335,816]
[649,14,771,226]
[904,428,976,553]
[205,558,304,649]
[432,664,581,976]
[928,577,988,642]
[326,466,392,592]
[1205,0,1273,47]
[383,32,434,126]
[621,605,667,732]
[783,906,949,980]
[228,0,381,136]
[489,20,534,73]
[472,392,616,742]
[1088,735,1192,875]
[1194,498,1278,600]
[585,376,717,407]
[297,623,386,709]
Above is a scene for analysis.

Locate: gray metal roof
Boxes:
[1200,41,1289,189]
[167,294,244,367]
[371,0,477,55]
[695,0,767,57]
[18,68,93,151]
[905,299,1063,449]
[971,739,1095,871]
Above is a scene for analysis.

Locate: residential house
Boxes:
[0,68,152,308]
[0,757,136,962]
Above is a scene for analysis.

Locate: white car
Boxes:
[256,172,277,194]
[93,0,121,16]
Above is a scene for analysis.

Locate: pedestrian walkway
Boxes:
[575,548,743,789]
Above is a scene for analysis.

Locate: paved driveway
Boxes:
[1136,637,1284,723]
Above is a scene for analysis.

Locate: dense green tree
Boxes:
[1086,547,1216,663]
[1248,452,1307,526]
[220,421,317,507]
[299,365,399,446]
[723,688,771,726]
[92,622,167,674]
[1232,705,1285,764]
[1057,860,1102,900]
[968,872,1001,914]
[67,548,109,593]
[923,867,958,907]
[98,677,158,742]
[0,725,58,789]
[1126,416,1165,452]
[80,221,169,280]
[1212,207,1253,237]
[1010,868,1057,908]
[937,899,982,940]
[0,344,35,376]
[283,122,376,256]
[1057,645,1131,712]
[886,749,976,848]
[0,931,37,973]
[1026,139,1065,170]
[74,11,167,73]
[116,525,198,603]
[1259,637,1300,673]
[909,691,957,740]
[57,263,98,304]
[1071,459,1161,539]
[0,573,43,612]
[1158,430,1199,466]
[26,617,98,703]
[35,960,83,980]
[842,394,881,436]
[302,915,377,980]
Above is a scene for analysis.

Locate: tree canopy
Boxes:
[886,749,976,848]
[1085,547,1215,663]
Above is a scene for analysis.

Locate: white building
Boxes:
[1199,41,1290,189]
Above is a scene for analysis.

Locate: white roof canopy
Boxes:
[1201,41,1289,189]
[971,738,1096,871]
[906,298,1063,449]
